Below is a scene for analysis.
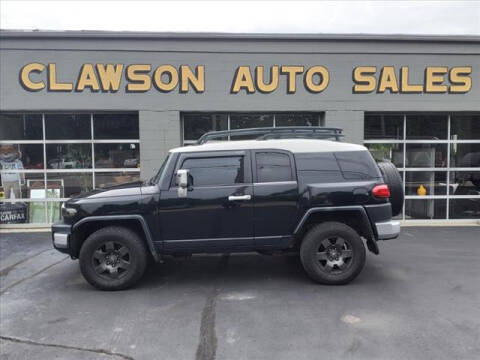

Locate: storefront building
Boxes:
[0,31,479,227]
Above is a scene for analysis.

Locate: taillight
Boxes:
[372,184,390,198]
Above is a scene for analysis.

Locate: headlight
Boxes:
[61,203,77,218]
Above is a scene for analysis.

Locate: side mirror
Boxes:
[176,169,189,198]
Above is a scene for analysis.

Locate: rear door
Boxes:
[159,151,254,251]
[252,150,299,248]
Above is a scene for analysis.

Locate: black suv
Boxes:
[52,127,403,290]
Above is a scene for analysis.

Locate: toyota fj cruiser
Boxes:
[52,127,403,290]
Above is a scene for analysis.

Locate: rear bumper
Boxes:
[375,220,401,240]
[51,222,73,254]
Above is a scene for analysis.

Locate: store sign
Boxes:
[19,63,473,94]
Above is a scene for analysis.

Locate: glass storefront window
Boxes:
[405,171,447,196]
[0,143,44,170]
[93,113,139,139]
[405,143,447,168]
[183,114,228,141]
[46,144,92,169]
[45,114,91,140]
[47,172,93,198]
[365,114,403,140]
[450,114,480,140]
[449,171,480,196]
[450,143,480,168]
[405,199,446,220]
[275,113,320,127]
[95,172,140,188]
[95,143,140,168]
[449,199,480,219]
[406,114,448,140]
[0,113,43,140]
[230,114,274,129]
[0,112,139,224]
[365,143,404,167]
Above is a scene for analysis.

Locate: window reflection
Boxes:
[183,114,228,141]
[365,114,403,140]
[406,114,447,140]
[275,113,320,127]
[95,143,140,168]
[405,171,447,196]
[0,113,43,140]
[95,172,140,188]
[230,114,274,129]
[405,199,446,219]
[47,172,93,197]
[405,144,447,168]
[450,114,480,140]
[365,143,404,167]
[94,113,139,139]
[450,144,480,168]
[46,144,92,169]
[45,114,91,140]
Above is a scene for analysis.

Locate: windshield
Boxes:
[148,153,171,185]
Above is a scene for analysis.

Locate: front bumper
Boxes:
[375,220,401,240]
[51,222,73,253]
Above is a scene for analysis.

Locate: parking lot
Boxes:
[1,227,479,360]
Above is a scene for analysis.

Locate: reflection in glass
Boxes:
[95,172,140,188]
[95,143,140,168]
[365,143,404,167]
[449,171,480,196]
[46,144,92,169]
[230,114,274,129]
[405,144,447,168]
[406,114,447,140]
[405,199,446,219]
[450,143,480,168]
[405,171,447,196]
[449,199,480,219]
[450,114,480,140]
[364,114,403,140]
[0,113,43,140]
[183,114,228,141]
[0,144,43,170]
[47,173,93,197]
[47,201,63,223]
[275,113,320,127]
[45,114,91,140]
[94,113,139,139]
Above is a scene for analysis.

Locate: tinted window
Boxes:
[364,114,403,140]
[295,152,343,183]
[335,151,381,180]
[45,114,91,140]
[406,114,447,140]
[94,113,139,139]
[256,152,292,183]
[182,156,244,186]
[0,113,43,140]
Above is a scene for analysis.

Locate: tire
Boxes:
[300,222,366,285]
[79,226,148,291]
[377,161,404,217]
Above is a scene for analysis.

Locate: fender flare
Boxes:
[73,215,159,262]
[293,206,379,254]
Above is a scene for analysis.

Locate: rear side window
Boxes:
[256,152,293,183]
[181,156,244,186]
[295,153,344,183]
[334,151,381,180]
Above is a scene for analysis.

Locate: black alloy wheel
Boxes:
[79,226,147,291]
[300,221,366,285]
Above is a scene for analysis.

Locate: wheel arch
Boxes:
[293,206,379,254]
[71,215,159,261]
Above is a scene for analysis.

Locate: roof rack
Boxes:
[196,127,344,144]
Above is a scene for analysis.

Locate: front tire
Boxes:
[79,226,147,291]
[300,222,366,285]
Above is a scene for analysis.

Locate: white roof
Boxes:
[170,139,366,154]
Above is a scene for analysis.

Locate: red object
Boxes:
[372,184,390,198]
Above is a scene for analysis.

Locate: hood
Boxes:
[68,181,145,201]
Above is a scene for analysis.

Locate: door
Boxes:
[159,151,254,251]
[252,150,299,248]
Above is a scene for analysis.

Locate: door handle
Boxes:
[228,195,252,201]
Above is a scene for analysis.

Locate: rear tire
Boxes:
[378,161,404,217]
[79,226,147,291]
[300,222,366,285]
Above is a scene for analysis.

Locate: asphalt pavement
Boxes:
[1,227,479,360]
